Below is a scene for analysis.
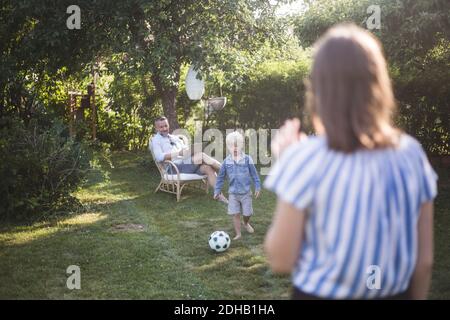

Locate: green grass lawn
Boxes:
[0,151,448,299]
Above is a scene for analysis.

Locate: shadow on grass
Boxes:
[1,151,448,299]
[0,151,289,299]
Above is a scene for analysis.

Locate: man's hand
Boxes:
[255,190,260,199]
[180,147,190,158]
[169,150,181,160]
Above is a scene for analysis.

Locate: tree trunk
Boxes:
[152,73,180,130]
[161,87,179,130]
[128,2,181,130]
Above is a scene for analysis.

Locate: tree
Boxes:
[0,0,121,120]
[112,0,287,129]
[292,0,450,154]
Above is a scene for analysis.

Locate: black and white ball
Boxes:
[208,231,231,252]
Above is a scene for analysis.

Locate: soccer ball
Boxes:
[208,231,231,252]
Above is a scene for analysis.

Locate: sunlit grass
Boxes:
[0,151,448,299]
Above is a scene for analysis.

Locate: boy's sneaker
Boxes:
[244,223,254,233]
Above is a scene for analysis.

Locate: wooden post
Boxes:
[68,93,75,138]
[91,64,97,141]
[68,94,73,137]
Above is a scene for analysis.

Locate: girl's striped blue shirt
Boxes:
[264,134,438,299]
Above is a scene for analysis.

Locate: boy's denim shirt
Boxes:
[214,153,261,196]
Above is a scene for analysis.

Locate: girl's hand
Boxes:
[271,118,306,159]
[255,190,260,199]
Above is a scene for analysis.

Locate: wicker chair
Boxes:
[149,135,208,202]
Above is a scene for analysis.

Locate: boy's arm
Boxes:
[248,156,261,192]
[214,164,226,197]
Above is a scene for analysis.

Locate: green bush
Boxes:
[292,0,450,154]
[214,58,312,131]
[0,117,91,221]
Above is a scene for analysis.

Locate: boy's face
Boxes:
[228,142,241,157]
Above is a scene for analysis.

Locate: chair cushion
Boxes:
[163,173,207,181]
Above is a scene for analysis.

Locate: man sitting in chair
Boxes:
[151,116,228,204]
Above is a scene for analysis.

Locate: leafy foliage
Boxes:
[214,56,312,131]
[0,0,448,221]
[293,0,450,154]
[103,0,290,128]
[0,117,91,221]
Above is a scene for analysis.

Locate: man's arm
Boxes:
[152,137,165,162]
[408,201,434,299]
[152,136,182,162]
[164,150,184,161]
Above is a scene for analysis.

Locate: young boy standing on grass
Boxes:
[214,131,261,240]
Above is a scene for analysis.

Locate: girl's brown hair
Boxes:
[306,23,400,152]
